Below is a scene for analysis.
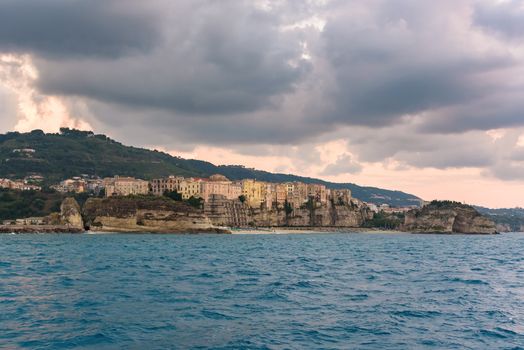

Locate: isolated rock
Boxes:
[402,201,497,234]
[60,197,84,229]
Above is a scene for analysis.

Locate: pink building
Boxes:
[200,174,242,202]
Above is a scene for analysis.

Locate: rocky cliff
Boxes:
[402,201,497,234]
[204,196,373,228]
[60,197,84,230]
[83,197,228,233]
[0,197,84,233]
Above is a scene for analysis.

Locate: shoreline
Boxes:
[230,227,405,234]
[0,225,84,234]
[1,225,512,235]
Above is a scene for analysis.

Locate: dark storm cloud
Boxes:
[342,125,498,168]
[474,1,524,40]
[2,0,524,180]
[0,0,160,57]
[418,94,524,134]
[34,1,309,115]
[13,0,521,137]
[85,100,330,146]
[319,0,515,127]
[321,154,363,176]
[342,124,524,181]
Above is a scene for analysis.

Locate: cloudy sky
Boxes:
[0,0,523,208]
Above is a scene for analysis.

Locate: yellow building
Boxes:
[241,179,267,208]
[178,178,202,200]
[104,176,149,197]
[151,176,184,196]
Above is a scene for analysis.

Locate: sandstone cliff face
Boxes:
[329,203,374,227]
[83,197,227,233]
[204,195,249,227]
[245,200,372,228]
[403,202,497,234]
[495,223,512,233]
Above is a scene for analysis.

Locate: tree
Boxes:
[164,190,182,201]
[238,195,246,203]
[363,211,403,230]
[306,196,315,211]
[187,196,203,209]
[33,198,45,210]
[284,200,293,216]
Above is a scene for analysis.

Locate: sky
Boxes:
[0,0,523,208]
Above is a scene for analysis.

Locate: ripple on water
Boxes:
[1,232,524,349]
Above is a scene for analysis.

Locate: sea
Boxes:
[1,232,524,349]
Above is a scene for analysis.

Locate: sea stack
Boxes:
[60,197,84,230]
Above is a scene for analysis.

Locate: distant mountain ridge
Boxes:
[474,206,524,232]
[0,128,423,207]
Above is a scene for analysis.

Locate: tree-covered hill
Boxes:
[474,206,524,232]
[0,129,423,206]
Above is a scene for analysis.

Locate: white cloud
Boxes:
[0,54,91,132]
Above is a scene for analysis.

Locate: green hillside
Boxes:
[475,206,524,232]
[0,128,422,207]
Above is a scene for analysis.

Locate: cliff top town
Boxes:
[0,172,502,235]
[0,129,518,234]
[1,173,414,214]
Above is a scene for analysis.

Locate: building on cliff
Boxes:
[151,176,185,196]
[104,176,149,197]
[274,183,288,208]
[331,189,352,205]
[241,179,267,209]
[49,176,104,195]
[307,184,328,205]
[150,176,201,199]
[52,178,87,193]
[0,178,41,191]
[149,174,352,214]
[178,178,202,199]
[151,174,243,202]
[200,175,242,202]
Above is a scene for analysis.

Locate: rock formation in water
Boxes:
[82,196,228,233]
[402,201,497,234]
[495,223,513,233]
[60,197,84,230]
[0,197,85,233]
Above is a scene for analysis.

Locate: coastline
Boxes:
[231,227,405,234]
[3,226,508,235]
[0,225,84,234]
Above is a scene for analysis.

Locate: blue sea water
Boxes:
[1,233,524,350]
